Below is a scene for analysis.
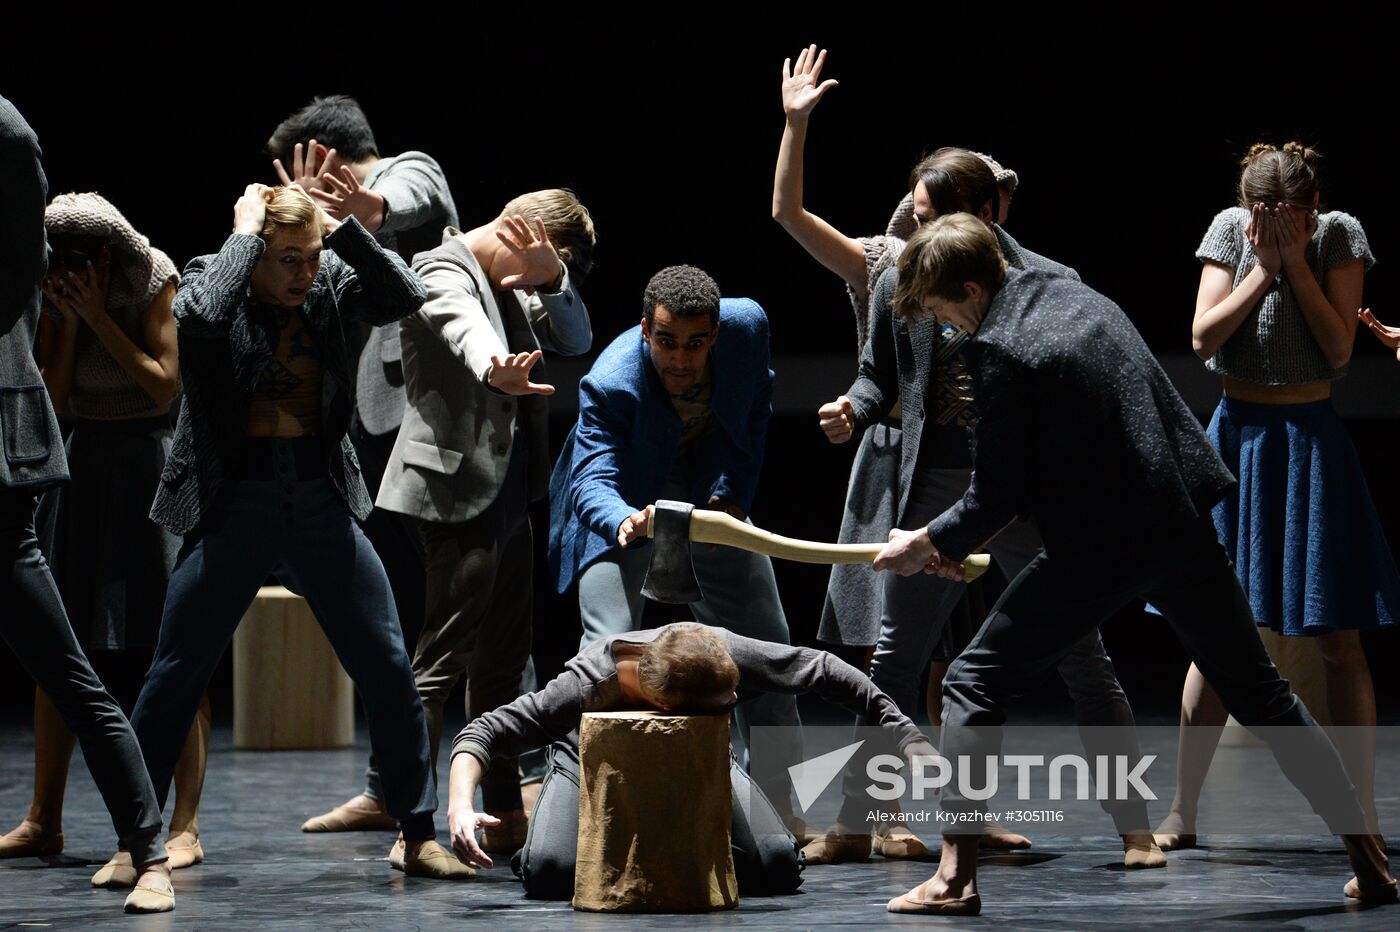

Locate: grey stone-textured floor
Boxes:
[1,725,1397,930]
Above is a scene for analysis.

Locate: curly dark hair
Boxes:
[266,95,380,167]
[642,265,721,328]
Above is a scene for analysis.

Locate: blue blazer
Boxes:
[548,298,773,593]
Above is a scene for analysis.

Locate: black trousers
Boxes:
[131,441,438,840]
[0,489,166,865]
[940,514,1365,833]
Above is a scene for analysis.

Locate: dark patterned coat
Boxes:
[927,268,1236,572]
[149,218,426,535]
[844,225,1076,523]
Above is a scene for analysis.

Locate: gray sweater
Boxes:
[451,625,926,773]
[1197,207,1373,385]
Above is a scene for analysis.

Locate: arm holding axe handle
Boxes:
[637,501,990,581]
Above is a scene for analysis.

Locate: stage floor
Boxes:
[1,725,1396,930]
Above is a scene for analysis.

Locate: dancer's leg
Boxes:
[1153,663,1226,850]
[0,688,75,857]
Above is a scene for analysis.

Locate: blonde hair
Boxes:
[261,186,323,239]
[498,188,596,281]
[638,623,739,710]
[894,213,1007,319]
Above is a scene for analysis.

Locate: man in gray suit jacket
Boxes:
[308,190,594,855]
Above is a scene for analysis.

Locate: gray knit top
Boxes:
[1197,207,1374,385]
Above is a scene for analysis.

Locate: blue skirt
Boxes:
[1208,396,1400,636]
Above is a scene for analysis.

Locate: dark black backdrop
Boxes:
[3,9,1398,722]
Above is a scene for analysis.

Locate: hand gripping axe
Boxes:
[640,499,991,604]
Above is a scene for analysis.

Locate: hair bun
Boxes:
[1282,140,1320,169]
[1239,142,1277,169]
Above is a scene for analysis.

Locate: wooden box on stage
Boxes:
[573,710,738,912]
[232,585,354,750]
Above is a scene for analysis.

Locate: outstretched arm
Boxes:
[727,633,925,752]
[771,45,866,293]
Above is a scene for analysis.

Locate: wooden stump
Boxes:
[232,586,354,750]
[573,711,737,912]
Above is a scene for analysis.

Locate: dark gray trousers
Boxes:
[0,489,166,865]
[940,515,1365,833]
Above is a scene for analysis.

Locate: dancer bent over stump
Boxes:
[871,215,1395,915]
[446,622,932,899]
[122,184,471,883]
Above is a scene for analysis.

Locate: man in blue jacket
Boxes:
[548,265,800,819]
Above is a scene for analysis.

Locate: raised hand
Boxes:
[1359,308,1400,361]
[486,350,555,396]
[311,165,386,230]
[497,215,563,292]
[817,396,856,443]
[1245,202,1281,275]
[284,182,342,236]
[617,505,655,547]
[233,183,272,235]
[273,139,336,193]
[782,44,838,123]
[1273,202,1315,272]
[448,807,498,870]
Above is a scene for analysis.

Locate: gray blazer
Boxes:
[376,231,590,524]
[0,97,67,491]
[354,151,460,436]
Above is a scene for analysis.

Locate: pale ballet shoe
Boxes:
[387,838,406,872]
[480,810,528,853]
[0,820,63,859]
[166,830,204,869]
[301,802,399,833]
[887,877,981,915]
[799,827,872,865]
[1153,831,1197,852]
[1344,875,1399,903]
[980,822,1033,850]
[1153,812,1197,851]
[872,827,929,859]
[123,871,175,914]
[403,840,476,880]
[92,851,137,888]
[1123,837,1168,870]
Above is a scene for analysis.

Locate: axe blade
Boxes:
[640,500,704,604]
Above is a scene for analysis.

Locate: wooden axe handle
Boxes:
[685,509,991,582]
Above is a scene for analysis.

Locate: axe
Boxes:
[640,499,991,604]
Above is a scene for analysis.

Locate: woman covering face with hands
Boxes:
[1155,142,1400,861]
